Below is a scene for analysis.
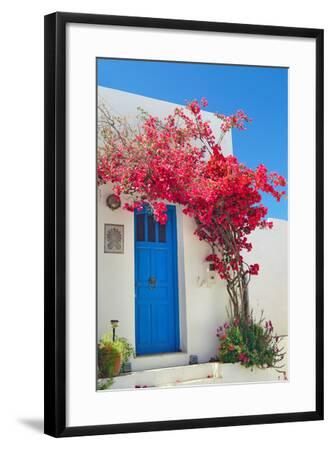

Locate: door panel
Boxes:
[136,303,151,345]
[152,303,169,344]
[137,248,150,283]
[135,205,179,355]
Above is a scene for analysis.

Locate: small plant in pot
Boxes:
[97,334,122,383]
[98,333,135,380]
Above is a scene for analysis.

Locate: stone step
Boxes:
[100,361,285,390]
[111,362,222,389]
[131,352,189,372]
[162,377,223,387]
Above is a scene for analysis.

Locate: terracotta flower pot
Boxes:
[113,353,122,376]
[98,344,122,378]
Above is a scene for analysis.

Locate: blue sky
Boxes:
[97,59,288,220]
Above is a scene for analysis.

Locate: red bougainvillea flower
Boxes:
[188,100,201,115]
[249,263,260,276]
[201,97,208,107]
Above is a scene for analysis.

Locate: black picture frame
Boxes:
[44,11,324,438]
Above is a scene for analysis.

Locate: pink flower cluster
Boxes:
[239,352,250,363]
[265,320,274,332]
[249,263,259,275]
[216,109,252,134]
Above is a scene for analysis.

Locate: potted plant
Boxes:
[98,333,135,379]
[98,334,122,380]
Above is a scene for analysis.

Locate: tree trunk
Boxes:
[242,285,249,319]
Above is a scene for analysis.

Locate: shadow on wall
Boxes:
[17,418,44,433]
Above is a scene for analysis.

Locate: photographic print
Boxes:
[45,13,323,436]
[96,58,288,391]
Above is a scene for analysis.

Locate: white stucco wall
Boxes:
[98,86,233,156]
[97,87,288,371]
[97,185,136,355]
[245,219,288,336]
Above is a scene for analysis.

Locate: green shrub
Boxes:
[113,337,135,364]
[217,313,285,369]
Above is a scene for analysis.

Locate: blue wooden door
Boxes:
[135,205,179,355]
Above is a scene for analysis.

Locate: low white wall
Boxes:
[105,359,287,390]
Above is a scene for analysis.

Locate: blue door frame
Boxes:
[134,205,180,355]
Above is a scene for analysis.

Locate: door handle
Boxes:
[148,276,157,289]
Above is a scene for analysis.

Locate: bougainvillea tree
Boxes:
[98,98,286,320]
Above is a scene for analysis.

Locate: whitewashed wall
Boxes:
[98,87,233,155]
[246,219,288,336]
[97,87,288,371]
